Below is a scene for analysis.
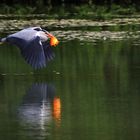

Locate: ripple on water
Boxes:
[53,30,140,42]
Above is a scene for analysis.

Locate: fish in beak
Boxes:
[46,32,59,47]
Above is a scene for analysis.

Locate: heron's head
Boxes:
[46,32,59,47]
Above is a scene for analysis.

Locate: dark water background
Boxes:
[0,25,140,140]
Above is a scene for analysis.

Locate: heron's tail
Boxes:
[0,37,6,42]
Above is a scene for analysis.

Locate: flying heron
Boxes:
[0,27,59,69]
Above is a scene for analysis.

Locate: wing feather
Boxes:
[42,42,55,62]
[20,36,46,69]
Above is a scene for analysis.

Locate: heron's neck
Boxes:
[37,31,48,42]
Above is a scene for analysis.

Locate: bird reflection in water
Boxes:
[18,83,61,136]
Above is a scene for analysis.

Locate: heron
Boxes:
[0,27,59,69]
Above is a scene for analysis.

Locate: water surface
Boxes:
[0,26,140,140]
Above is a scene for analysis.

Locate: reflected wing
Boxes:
[42,42,55,62]
[23,83,56,103]
[20,36,46,69]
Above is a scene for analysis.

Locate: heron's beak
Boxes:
[46,32,59,47]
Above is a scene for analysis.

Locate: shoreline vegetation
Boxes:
[0,4,140,20]
[1,3,140,34]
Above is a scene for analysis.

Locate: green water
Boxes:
[0,31,140,140]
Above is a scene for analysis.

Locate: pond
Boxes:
[0,20,140,140]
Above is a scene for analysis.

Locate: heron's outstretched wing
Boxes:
[42,42,55,62]
[7,28,39,48]
[21,36,46,69]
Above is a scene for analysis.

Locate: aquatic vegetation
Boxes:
[0,4,139,19]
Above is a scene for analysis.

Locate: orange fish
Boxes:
[47,33,59,47]
[50,36,59,47]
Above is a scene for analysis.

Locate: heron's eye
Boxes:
[34,28,41,31]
